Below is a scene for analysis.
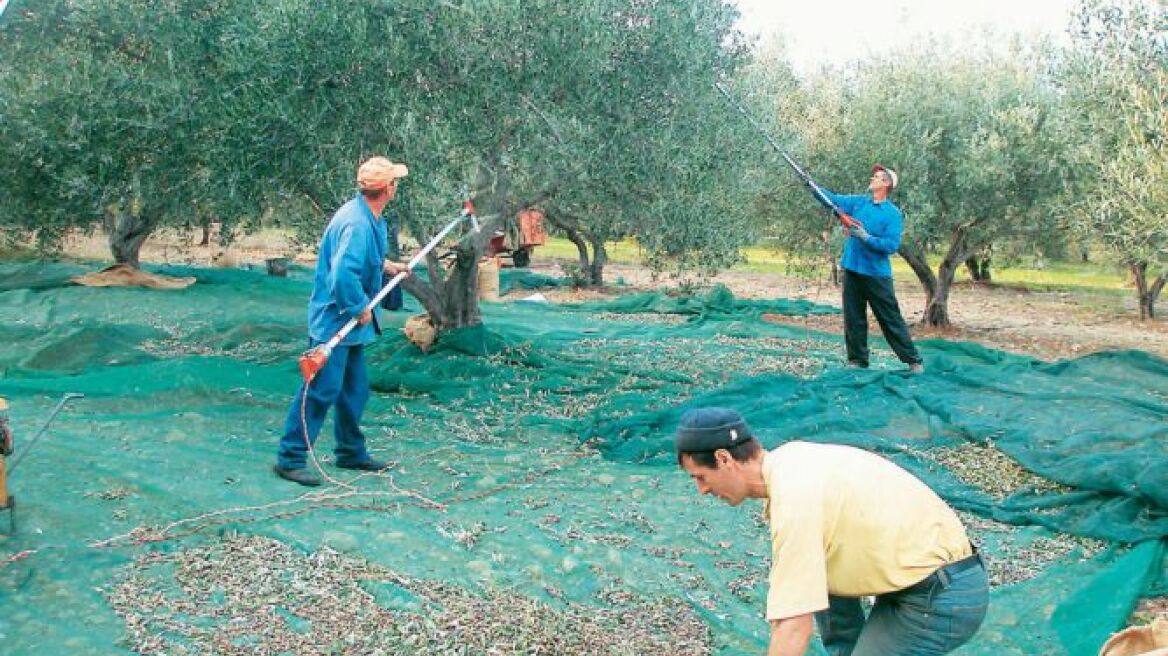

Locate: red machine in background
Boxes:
[487,208,547,267]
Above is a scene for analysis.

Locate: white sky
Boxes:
[734,0,1081,72]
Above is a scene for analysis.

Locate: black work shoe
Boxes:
[337,458,389,472]
[273,465,322,487]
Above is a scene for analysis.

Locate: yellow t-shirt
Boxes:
[762,441,973,620]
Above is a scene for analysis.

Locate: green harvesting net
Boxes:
[0,261,1163,655]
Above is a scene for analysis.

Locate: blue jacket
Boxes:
[307,195,388,346]
[820,190,904,278]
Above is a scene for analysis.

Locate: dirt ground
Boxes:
[58,228,1168,362]
[522,261,1168,362]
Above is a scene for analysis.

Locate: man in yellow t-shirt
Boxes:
[676,407,988,656]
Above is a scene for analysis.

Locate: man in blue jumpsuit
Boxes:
[274,157,411,486]
[814,165,924,373]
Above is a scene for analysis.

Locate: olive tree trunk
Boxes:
[545,212,607,287]
[405,247,484,330]
[1131,262,1167,320]
[104,204,159,269]
[397,151,526,331]
[396,197,503,332]
[900,227,972,328]
[964,254,991,282]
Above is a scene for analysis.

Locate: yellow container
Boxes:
[478,256,500,301]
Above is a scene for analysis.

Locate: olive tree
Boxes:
[766,41,1068,327]
[240,0,762,326]
[1059,0,1167,319]
[438,0,764,289]
[2,0,764,331]
[0,0,269,267]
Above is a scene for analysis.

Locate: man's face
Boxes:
[385,177,400,201]
[868,171,891,194]
[680,452,749,506]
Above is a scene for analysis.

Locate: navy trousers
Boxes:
[842,269,922,367]
[276,343,371,470]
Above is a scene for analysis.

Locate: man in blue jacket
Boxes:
[274,157,411,486]
[816,165,923,373]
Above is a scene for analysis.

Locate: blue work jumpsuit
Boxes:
[276,195,394,470]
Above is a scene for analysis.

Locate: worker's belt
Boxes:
[902,548,985,594]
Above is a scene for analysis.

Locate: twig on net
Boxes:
[0,545,67,572]
[0,549,39,568]
[89,469,444,549]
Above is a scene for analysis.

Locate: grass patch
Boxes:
[535,237,643,264]
[978,261,1127,293]
[535,237,1129,295]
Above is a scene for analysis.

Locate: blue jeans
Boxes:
[815,556,989,656]
[276,343,372,470]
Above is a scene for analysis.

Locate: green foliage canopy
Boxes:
[0,0,766,300]
[1059,0,1166,317]
[747,39,1068,325]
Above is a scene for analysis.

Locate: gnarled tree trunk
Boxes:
[899,241,937,319]
[900,228,971,328]
[397,152,519,332]
[545,211,607,287]
[435,247,483,329]
[199,217,212,246]
[964,254,991,282]
[393,149,577,334]
[587,237,607,286]
[1131,262,1167,320]
[104,203,158,269]
[400,223,489,332]
[928,255,961,327]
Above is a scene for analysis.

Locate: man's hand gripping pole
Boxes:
[713,83,860,230]
[297,201,481,383]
